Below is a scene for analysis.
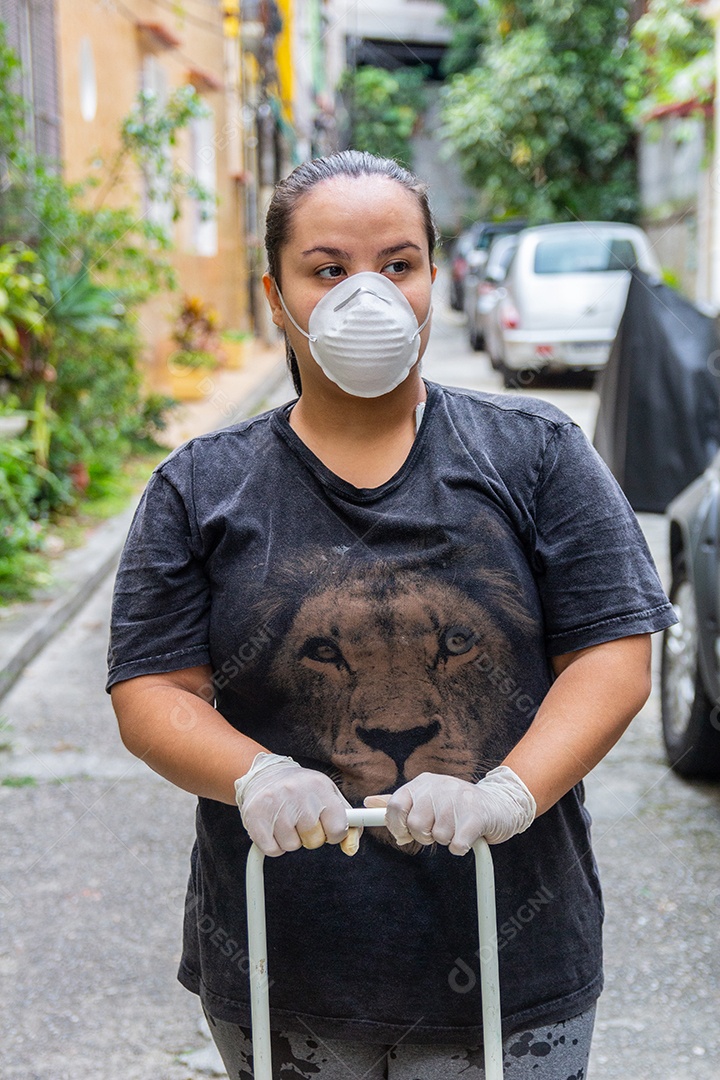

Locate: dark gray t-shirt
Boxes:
[107,382,675,1045]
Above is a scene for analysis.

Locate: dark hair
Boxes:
[265,150,438,395]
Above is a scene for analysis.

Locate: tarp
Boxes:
[593,270,720,513]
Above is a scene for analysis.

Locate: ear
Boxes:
[262,273,285,330]
[431,263,438,283]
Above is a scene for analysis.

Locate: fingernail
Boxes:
[341,829,360,856]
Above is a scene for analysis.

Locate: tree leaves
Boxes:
[439,0,638,221]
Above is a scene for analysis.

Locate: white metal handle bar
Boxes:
[246,808,503,1080]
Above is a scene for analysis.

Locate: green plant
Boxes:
[439,0,638,222]
[43,256,124,335]
[0,243,48,374]
[339,66,428,166]
[1,776,37,787]
[661,267,683,291]
[439,0,490,77]
[0,23,214,600]
[0,435,68,601]
[167,348,218,372]
[221,328,252,343]
[625,0,714,122]
[172,293,221,352]
[97,85,216,227]
[0,22,22,157]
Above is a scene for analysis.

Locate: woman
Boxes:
[108,151,675,1079]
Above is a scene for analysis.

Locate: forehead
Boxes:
[288,174,428,248]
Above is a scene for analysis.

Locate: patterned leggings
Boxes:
[204,1004,596,1079]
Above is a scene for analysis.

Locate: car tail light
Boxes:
[500,301,520,330]
[478,281,496,295]
[535,345,554,359]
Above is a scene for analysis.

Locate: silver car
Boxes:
[466,233,520,356]
[495,222,660,386]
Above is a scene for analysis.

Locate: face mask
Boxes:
[275,271,432,398]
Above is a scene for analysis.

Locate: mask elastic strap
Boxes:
[274,283,316,343]
[413,304,432,341]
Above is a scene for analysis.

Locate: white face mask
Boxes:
[275,271,432,398]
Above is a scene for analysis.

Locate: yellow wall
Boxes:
[55,0,250,365]
[275,0,294,122]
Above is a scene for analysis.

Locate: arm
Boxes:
[110,665,269,805]
[368,633,652,853]
[111,666,360,855]
[502,632,652,815]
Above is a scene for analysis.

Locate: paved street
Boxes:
[1,281,720,1078]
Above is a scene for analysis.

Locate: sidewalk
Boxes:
[0,339,288,703]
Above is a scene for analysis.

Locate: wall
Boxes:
[55,0,250,363]
[638,114,710,301]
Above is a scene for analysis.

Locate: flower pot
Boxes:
[166,350,218,401]
[220,338,247,370]
[168,365,214,401]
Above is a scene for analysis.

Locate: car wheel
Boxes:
[469,323,485,352]
[661,555,720,778]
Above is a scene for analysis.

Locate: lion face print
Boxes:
[247,550,539,807]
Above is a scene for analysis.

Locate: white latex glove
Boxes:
[234,753,361,858]
[364,765,536,856]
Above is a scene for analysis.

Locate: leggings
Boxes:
[204,1003,596,1080]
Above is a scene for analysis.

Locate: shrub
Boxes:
[0,21,209,602]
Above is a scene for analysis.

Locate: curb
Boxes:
[0,358,288,704]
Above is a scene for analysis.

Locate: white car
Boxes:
[495,222,661,386]
[466,233,520,355]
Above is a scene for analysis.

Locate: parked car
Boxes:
[450,220,525,312]
[661,454,720,778]
[465,232,519,354]
[494,222,661,386]
[449,223,484,311]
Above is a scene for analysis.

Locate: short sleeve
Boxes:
[532,422,676,655]
[106,468,212,690]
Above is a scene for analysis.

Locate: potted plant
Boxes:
[166,295,221,401]
[167,348,218,401]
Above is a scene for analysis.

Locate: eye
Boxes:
[440,626,477,657]
[316,265,346,280]
[382,260,410,276]
[299,636,347,667]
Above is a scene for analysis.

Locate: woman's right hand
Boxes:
[234,753,361,858]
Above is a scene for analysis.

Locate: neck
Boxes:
[290,367,427,442]
[286,366,427,489]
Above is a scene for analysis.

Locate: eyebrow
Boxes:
[300,242,423,259]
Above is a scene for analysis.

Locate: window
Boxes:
[79,36,97,123]
[140,54,174,235]
[0,0,61,162]
[534,236,639,275]
[190,112,218,257]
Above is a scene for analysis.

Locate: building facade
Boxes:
[0,1,303,356]
[55,0,254,350]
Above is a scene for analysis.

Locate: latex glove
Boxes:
[235,753,361,858]
[364,766,536,856]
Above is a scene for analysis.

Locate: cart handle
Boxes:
[246,808,503,1080]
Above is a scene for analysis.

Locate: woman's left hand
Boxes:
[364,766,536,855]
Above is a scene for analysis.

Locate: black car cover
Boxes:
[593,270,720,513]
